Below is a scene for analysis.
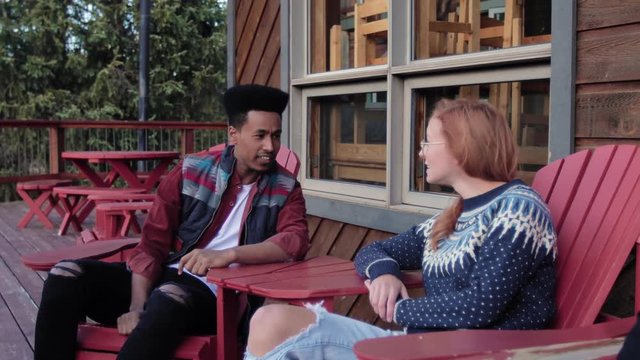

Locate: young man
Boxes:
[34,84,309,360]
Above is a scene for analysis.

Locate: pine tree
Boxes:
[0,0,227,121]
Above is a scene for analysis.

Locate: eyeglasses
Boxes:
[419,140,446,150]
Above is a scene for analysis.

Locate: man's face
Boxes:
[229,110,282,179]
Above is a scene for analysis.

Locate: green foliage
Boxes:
[0,0,227,121]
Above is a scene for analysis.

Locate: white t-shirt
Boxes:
[168,183,253,296]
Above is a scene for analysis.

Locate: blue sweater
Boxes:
[355,180,557,332]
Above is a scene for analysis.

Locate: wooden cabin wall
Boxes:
[234,0,281,86]
[575,0,640,317]
[575,0,640,150]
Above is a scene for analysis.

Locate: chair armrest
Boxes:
[353,316,636,360]
[21,238,140,271]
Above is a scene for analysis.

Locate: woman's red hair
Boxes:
[429,98,518,249]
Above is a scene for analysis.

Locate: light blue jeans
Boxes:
[244,303,405,360]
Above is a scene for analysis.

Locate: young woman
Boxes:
[244,99,558,360]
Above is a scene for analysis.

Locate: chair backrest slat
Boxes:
[531,157,564,202]
[564,146,640,327]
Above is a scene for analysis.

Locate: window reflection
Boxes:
[308,92,387,186]
[411,79,549,194]
[310,0,388,73]
[413,0,551,60]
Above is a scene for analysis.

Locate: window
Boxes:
[308,91,387,186]
[413,0,551,60]
[409,78,549,196]
[310,0,388,73]
[291,0,556,213]
[300,83,387,202]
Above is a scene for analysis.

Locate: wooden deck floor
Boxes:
[0,201,89,360]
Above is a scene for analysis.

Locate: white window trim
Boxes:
[300,81,388,202]
[289,0,556,213]
[400,64,552,208]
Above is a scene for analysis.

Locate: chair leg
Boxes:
[17,188,56,229]
[120,211,134,237]
[57,195,86,235]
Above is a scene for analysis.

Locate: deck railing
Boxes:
[0,119,227,200]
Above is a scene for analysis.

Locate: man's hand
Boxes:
[117,310,141,335]
[365,274,409,323]
[178,248,236,275]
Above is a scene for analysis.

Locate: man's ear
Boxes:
[228,126,238,145]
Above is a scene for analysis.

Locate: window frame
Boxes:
[400,64,551,208]
[284,0,573,230]
[300,81,389,203]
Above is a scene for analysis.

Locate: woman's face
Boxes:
[419,117,464,186]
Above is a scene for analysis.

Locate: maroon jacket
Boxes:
[127,158,309,283]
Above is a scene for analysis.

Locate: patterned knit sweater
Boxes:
[355,180,557,332]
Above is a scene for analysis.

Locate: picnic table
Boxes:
[206,255,424,360]
[53,151,179,235]
[62,150,180,190]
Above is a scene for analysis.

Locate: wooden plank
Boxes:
[357,0,388,19]
[306,218,343,258]
[0,227,46,306]
[576,138,640,150]
[48,127,64,175]
[306,215,322,240]
[575,82,640,138]
[310,0,326,73]
[239,0,279,85]
[235,0,252,49]
[255,10,281,86]
[266,55,280,88]
[577,0,640,31]
[0,297,33,360]
[576,23,640,84]
[328,224,368,260]
[235,0,268,82]
[0,257,39,349]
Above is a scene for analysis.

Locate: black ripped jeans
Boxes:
[34,259,217,360]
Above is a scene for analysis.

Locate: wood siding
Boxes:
[575,0,640,150]
[234,0,281,87]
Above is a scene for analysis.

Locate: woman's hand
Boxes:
[117,310,142,335]
[365,274,409,323]
[177,248,237,275]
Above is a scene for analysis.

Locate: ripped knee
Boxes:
[49,261,83,277]
[156,283,190,306]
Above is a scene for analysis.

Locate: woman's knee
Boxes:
[247,304,317,357]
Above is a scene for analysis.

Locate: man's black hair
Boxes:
[223,84,289,128]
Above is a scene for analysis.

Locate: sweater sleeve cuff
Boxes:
[127,250,162,283]
[365,258,402,280]
[393,298,411,325]
[266,233,309,260]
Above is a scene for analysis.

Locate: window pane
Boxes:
[308,92,387,186]
[411,79,549,194]
[413,0,551,61]
[310,0,388,73]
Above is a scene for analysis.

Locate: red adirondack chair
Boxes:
[21,144,301,360]
[353,144,640,359]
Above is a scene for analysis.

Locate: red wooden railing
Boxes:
[0,119,227,185]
